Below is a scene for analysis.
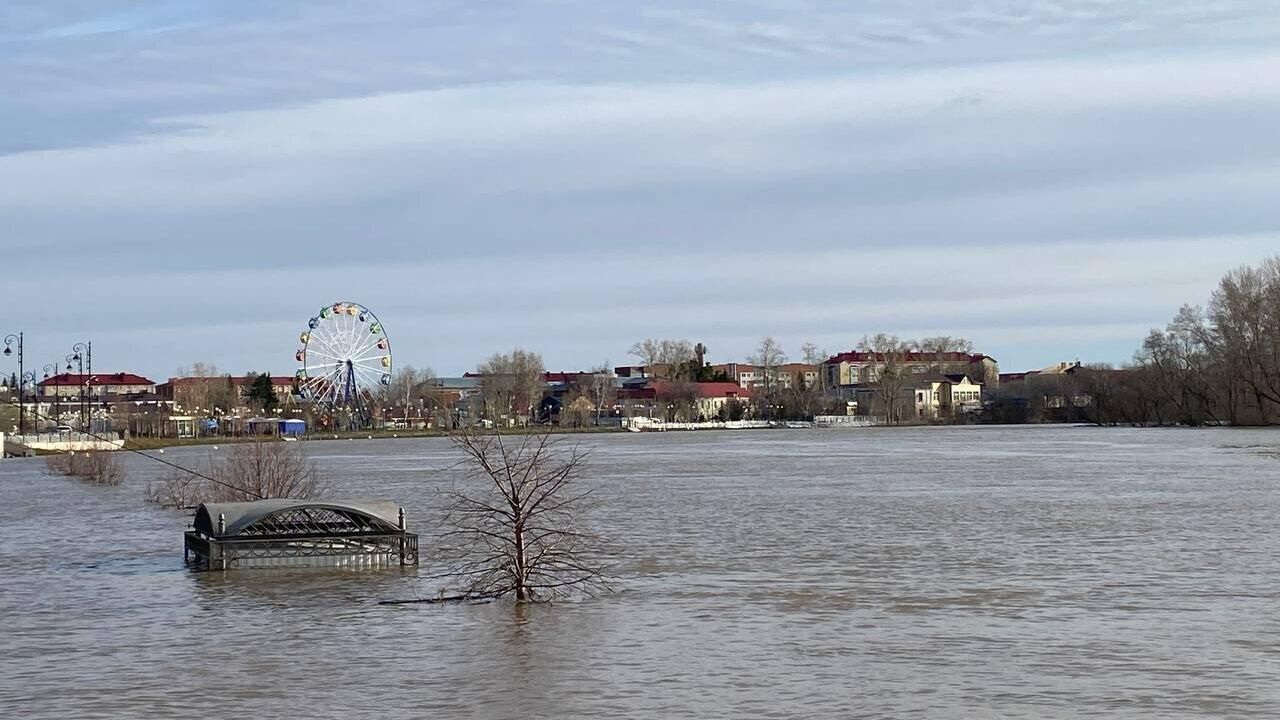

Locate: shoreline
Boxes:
[122,425,627,451]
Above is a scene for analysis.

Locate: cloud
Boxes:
[6,2,1280,376]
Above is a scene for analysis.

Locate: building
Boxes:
[940,375,984,414]
[618,380,752,421]
[822,351,999,390]
[996,362,1093,421]
[774,363,821,390]
[158,375,297,414]
[39,372,157,398]
[843,373,984,421]
[709,363,756,387]
[709,362,819,391]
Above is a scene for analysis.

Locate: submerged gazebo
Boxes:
[184,499,418,570]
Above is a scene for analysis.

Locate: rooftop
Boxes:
[823,351,995,365]
[39,372,155,387]
[165,375,294,387]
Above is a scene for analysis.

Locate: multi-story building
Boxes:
[34,373,167,433]
[711,362,820,391]
[39,372,157,398]
[822,351,999,390]
[850,373,985,421]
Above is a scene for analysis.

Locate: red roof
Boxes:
[543,371,596,383]
[822,351,994,364]
[166,375,294,387]
[40,372,155,387]
[624,381,753,400]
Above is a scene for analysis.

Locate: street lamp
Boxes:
[71,342,91,430]
[43,363,58,428]
[4,333,26,435]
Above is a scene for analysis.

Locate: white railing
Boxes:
[10,431,125,451]
[813,415,881,427]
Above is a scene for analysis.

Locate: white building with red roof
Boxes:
[38,372,157,398]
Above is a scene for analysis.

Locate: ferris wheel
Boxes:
[295,301,391,426]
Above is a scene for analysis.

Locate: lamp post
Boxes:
[66,342,91,431]
[71,342,91,431]
[65,353,82,430]
[4,333,25,435]
[43,363,58,428]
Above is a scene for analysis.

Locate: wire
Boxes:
[1,397,264,499]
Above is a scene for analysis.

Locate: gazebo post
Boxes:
[398,507,407,565]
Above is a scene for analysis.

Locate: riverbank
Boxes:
[123,424,627,451]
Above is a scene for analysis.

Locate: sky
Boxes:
[5,1,1280,380]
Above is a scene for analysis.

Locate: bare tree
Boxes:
[800,342,825,366]
[917,336,976,376]
[800,342,831,394]
[432,429,611,602]
[46,451,125,486]
[589,362,616,424]
[1208,257,1280,422]
[145,439,327,508]
[918,336,974,355]
[628,339,695,379]
[175,362,220,378]
[476,349,546,426]
[748,336,787,419]
[1101,255,1280,426]
[384,365,436,424]
[858,333,914,424]
[655,380,701,421]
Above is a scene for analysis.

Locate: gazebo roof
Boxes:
[193,499,402,538]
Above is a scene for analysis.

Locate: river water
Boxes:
[2,426,1279,718]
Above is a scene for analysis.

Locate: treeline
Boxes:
[1064,256,1280,426]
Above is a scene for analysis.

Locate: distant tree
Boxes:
[175,362,220,378]
[385,365,436,422]
[208,375,238,416]
[918,336,974,355]
[244,372,279,413]
[782,370,826,420]
[587,363,616,424]
[918,336,976,375]
[718,397,747,421]
[477,349,545,425]
[656,381,700,421]
[748,337,787,419]
[628,339,696,379]
[859,333,914,424]
[800,342,826,365]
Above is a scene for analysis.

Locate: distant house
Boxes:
[846,373,984,421]
[39,372,157,398]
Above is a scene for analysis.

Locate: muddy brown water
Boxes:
[2,426,1279,718]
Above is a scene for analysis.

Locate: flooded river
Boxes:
[2,426,1279,718]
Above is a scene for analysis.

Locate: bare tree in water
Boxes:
[145,439,326,508]
[432,429,611,602]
